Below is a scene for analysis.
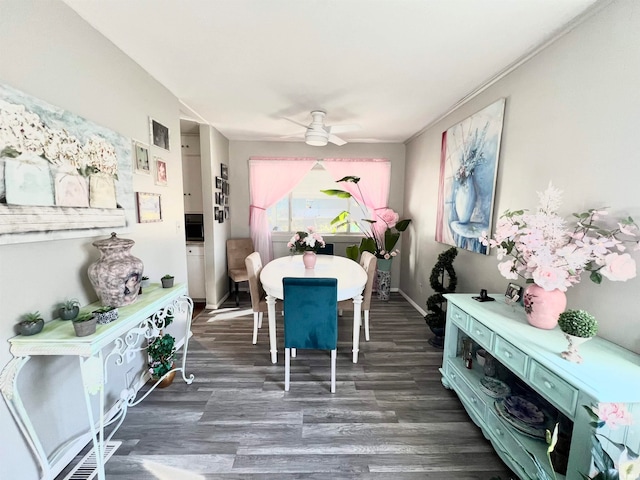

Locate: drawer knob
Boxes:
[471,397,477,404]
[504,351,513,358]
[495,428,503,436]
[544,380,554,389]
[476,330,483,336]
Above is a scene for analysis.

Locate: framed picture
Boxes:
[150,117,170,151]
[505,283,524,303]
[221,163,228,180]
[215,192,224,206]
[215,176,223,189]
[133,140,150,175]
[216,208,224,223]
[155,157,167,186]
[224,194,229,206]
[222,180,229,195]
[224,206,229,219]
[136,192,162,223]
[435,98,506,255]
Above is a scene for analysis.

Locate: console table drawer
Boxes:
[494,336,528,378]
[449,304,468,329]
[529,361,578,417]
[469,317,494,349]
[448,363,486,420]
[486,409,536,478]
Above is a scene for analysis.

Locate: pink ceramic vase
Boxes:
[523,284,567,329]
[302,251,317,269]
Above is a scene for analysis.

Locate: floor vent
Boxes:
[62,441,121,480]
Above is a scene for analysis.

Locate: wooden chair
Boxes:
[338,251,377,341]
[283,277,338,393]
[226,238,254,306]
[245,252,267,345]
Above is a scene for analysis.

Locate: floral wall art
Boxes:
[435,98,506,254]
[0,82,134,244]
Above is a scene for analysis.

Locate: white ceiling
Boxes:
[63,0,600,144]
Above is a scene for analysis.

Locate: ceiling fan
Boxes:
[284,110,360,146]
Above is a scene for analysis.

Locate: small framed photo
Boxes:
[136,192,162,223]
[216,208,224,223]
[133,140,150,175]
[150,117,170,151]
[221,163,228,180]
[505,283,523,303]
[224,194,229,206]
[155,157,168,186]
[215,176,223,189]
[222,180,229,195]
[224,206,229,219]
[215,192,223,206]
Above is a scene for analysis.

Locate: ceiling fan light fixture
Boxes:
[305,132,328,146]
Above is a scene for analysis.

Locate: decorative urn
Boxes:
[88,232,144,307]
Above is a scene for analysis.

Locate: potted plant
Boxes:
[18,311,45,336]
[148,333,176,387]
[58,298,80,320]
[92,305,119,325]
[72,312,97,337]
[557,309,598,363]
[424,247,458,348]
[161,274,174,288]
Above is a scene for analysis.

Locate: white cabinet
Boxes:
[181,135,203,213]
[186,243,205,300]
[441,294,640,480]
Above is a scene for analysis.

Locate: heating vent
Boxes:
[62,441,121,480]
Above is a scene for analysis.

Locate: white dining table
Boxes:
[260,254,368,364]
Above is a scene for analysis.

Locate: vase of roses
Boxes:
[480,182,638,329]
[287,227,325,269]
[322,176,411,300]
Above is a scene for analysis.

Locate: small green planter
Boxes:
[161,275,174,288]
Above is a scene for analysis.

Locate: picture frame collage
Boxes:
[133,117,171,223]
[215,163,229,223]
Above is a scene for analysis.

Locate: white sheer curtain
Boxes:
[249,157,316,263]
[322,158,391,222]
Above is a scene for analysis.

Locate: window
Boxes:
[267,165,366,233]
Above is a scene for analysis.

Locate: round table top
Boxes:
[260,254,368,301]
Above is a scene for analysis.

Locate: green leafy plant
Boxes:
[148,333,176,379]
[425,248,458,330]
[93,306,115,314]
[558,310,598,338]
[59,298,80,310]
[162,274,174,279]
[142,276,149,281]
[21,311,43,324]
[322,176,411,261]
[73,313,94,323]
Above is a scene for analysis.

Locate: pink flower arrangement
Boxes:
[287,227,325,253]
[480,183,639,292]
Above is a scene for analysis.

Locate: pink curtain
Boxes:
[249,157,316,263]
[322,158,391,232]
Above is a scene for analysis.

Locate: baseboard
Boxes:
[398,289,427,317]
[205,291,229,310]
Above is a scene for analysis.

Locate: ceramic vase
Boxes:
[523,284,566,329]
[88,232,144,307]
[156,365,177,388]
[455,177,477,224]
[376,258,393,301]
[303,251,317,269]
[73,317,97,337]
[561,333,592,364]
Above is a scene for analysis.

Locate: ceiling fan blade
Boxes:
[329,124,361,134]
[283,117,310,129]
[328,134,347,146]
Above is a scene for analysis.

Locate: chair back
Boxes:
[360,251,377,310]
[283,277,338,350]
[227,238,254,271]
[245,252,265,312]
[316,243,334,255]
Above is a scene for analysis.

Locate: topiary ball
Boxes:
[557,309,598,338]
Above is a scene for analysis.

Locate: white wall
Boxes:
[228,141,407,286]
[0,1,188,477]
[401,0,640,354]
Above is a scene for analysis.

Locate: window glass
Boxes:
[267,165,366,233]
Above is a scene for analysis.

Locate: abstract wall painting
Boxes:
[435,98,506,254]
[0,82,134,244]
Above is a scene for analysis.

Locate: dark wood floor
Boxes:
[58,293,514,479]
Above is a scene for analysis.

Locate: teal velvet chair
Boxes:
[283,277,338,393]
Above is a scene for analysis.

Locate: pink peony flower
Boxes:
[498,260,518,279]
[600,253,636,281]
[532,266,570,291]
[375,208,400,230]
[595,403,633,429]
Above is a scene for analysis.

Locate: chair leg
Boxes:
[252,312,259,345]
[234,282,239,306]
[330,349,336,393]
[285,348,291,391]
[258,311,263,328]
[292,347,297,358]
[364,310,370,341]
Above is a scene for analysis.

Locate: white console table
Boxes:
[0,284,195,480]
[442,294,640,479]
